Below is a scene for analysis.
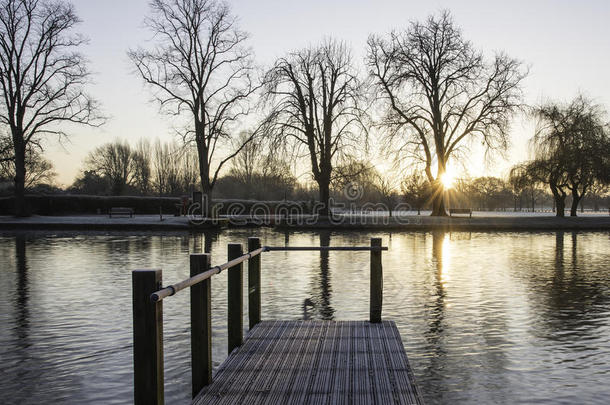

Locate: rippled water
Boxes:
[0,229,609,404]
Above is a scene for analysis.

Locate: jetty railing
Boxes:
[132,237,387,405]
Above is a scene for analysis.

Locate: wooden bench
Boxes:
[108,207,134,218]
[449,208,472,218]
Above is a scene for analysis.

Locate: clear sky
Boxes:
[47,0,610,185]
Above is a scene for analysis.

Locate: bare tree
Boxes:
[532,96,610,216]
[129,0,258,216]
[132,139,152,194]
[511,157,569,216]
[152,139,182,196]
[0,0,102,215]
[0,142,56,187]
[373,173,398,216]
[181,145,199,193]
[509,165,541,212]
[85,140,135,195]
[229,130,261,188]
[0,131,11,162]
[401,171,429,215]
[367,10,526,216]
[264,39,367,216]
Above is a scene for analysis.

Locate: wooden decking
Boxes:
[193,320,424,404]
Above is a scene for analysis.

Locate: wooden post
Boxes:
[227,243,243,353]
[248,237,261,329]
[132,269,164,405]
[190,254,212,398]
[370,238,383,323]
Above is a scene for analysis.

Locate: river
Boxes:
[1,229,608,404]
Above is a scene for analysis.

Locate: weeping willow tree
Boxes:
[530,96,610,216]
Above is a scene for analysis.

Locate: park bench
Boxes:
[449,208,472,218]
[109,207,134,218]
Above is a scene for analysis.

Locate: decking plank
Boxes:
[192,320,424,405]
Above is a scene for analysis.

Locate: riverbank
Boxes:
[0,215,227,231]
[1,213,609,232]
[276,214,610,231]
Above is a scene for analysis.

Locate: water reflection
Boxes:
[192,231,216,253]
[0,230,609,404]
[14,235,29,344]
[536,231,609,339]
[428,231,447,340]
[306,231,335,320]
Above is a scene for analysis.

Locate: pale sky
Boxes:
[46,0,610,185]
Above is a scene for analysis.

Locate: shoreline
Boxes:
[1,214,610,232]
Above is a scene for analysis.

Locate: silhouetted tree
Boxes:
[0,142,56,187]
[401,172,429,215]
[85,140,135,195]
[374,173,398,216]
[132,139,152,195]
[0,0,102,215]
[219,132,297,199]
[367,10,526,216]
[511,156,569,216]
[470,176,507,210]
[70,170,109,195]
[152,140,182,196]
[509,165,545,212]
[229,131,262,190]
[129,0,258,216]
[533,97,610,216]
[264,39,367,216]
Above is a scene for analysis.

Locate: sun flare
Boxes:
[440,171,455,189]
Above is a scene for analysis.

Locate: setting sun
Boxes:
[440,171,455,189]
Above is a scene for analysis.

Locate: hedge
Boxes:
[0,194,313,216]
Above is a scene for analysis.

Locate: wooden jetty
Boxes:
[132,238,424,405]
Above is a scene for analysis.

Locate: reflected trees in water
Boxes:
[14,235,29,345]
[305,231,335,320]
[538,232,609,339]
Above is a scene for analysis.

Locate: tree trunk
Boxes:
[431,193,447,216]
[202,182,212,218]
[318,179,330,217]
[556,196,565,217]
[532,191,536,213]
[195,126,213,218]
[13,138,28,217]
[430,180,448,216]
[430,161,448,216]
[551,188,566,218]
[570,189,581,217]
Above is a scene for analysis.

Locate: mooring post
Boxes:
[227,243,243,353]
[370,238,383,323]
[132,269,164,405]
[248,237,261,329]
[190,254,212,397]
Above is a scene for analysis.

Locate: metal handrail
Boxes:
[151,247,265,302]
[150,245,387,302]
